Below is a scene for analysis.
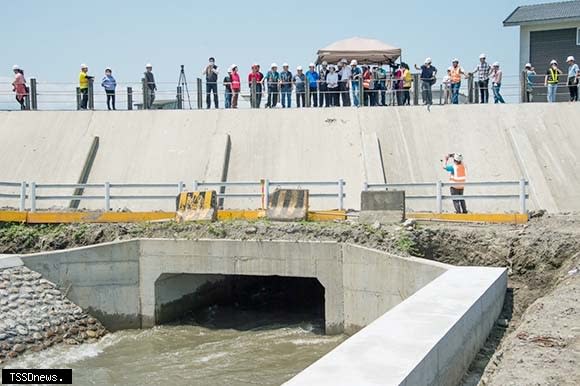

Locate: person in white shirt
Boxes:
[490,62,505,104]
[326,65,340,106]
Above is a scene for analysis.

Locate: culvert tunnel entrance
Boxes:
[155,274,326,331]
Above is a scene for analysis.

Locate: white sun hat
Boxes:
[567,55,575,62]
[12,64,20,70]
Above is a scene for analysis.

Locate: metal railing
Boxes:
[4,70,576,111]
[364,179,529,214]
[0,179,346,211]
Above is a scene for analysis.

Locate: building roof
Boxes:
[504,1,580,26]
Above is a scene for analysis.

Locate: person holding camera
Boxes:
[79,64,94,110]
[443,153,467,214]
[204,57,219,109]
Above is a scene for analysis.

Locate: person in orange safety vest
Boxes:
[443,153,467,214]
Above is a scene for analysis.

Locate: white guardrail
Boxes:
[364,179,529,214]
[0,179,346,212]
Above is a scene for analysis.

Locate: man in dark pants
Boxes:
[443,153,467,214]
[338,59,351,106]
[144,64,156,109]
[204,57,219,109]
[306,63,319,107]
[78,64,93,110]
[469,54,490,103]
[318,61,329,107]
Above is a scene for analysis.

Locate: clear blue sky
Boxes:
[0,0,556,87]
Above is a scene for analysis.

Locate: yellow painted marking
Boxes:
[407,212,529,224]
[217,210,265,221]
[307,210,347,222]
[26,212,175,224]
[0,211,27,222]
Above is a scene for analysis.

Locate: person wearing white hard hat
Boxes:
[293,66,306,108]
[442,153,468,214]
[490,62,505,104]
[144,64,156,109]
[414,58,437,105]
[544,59,562,103]
[468,53,491,103]
[318,61,329,107]
[306,63,319,107]
[101,67,117,110]
[350,60,362,107]
[566,55,579,102]
[265,63,280,108]
[11,65,27,110]
[280,63,293,108]
[523,63,536,102]
[449,59,466,104]
[338,59,351,106]
[326,65,339,107]
[223,66,233,109]
[79,64,93,110]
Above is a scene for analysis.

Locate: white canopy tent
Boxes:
[316,37,402,65]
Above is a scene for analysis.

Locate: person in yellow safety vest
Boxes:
[544,59,562,103]
[78,64,93,110]
[443,153,468,214]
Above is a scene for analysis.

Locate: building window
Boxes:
[577,28,580,45]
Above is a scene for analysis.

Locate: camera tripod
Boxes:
[177,65,192,109]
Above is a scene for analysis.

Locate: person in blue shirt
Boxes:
[566,55,579,102]
[350,60,362,107]
[101,67,117,110]
[306,63,319,107]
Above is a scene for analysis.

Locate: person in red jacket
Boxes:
[230,65,241,108]
[248,64,264,108]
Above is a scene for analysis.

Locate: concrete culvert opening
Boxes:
[154,274,326,332]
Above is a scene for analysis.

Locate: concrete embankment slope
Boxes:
[0,104,578,212]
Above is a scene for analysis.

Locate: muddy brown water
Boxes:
[3,309,346,386]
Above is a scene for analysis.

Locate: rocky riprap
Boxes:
[0,266,107,364]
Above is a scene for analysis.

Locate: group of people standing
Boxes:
[8,54,580,110]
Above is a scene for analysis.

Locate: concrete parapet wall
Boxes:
[1,104,579,212]
[285,267,507,386]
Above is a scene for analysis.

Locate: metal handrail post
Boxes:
[467,74,474,104]
[363,182,368,191]
[177,181,184,194]
[359,78,364,107]
[104,182,111,211]
[264,179,270,208]
[142,78,148,110]
[193,180,198,191]
[412,74,419,105]
[19,182,26,211]
[305,81,310,107]
[251,79,257,108]
[30,182,37,212]
[76,87,81,110]
[196,78,203,109]
[439,84,443,105]
[521,71,527,103]
[30,78,38,110]
[519,178,526,214]
[338,179,344,210]
[127,86,133,110]
[88,78,94,110]
[436,180,443,213]
[177,86,183,109]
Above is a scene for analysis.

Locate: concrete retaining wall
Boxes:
[20,240,141,330]
[1,104,579,212]
[286,267,507,386]
[341,244,449,334]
